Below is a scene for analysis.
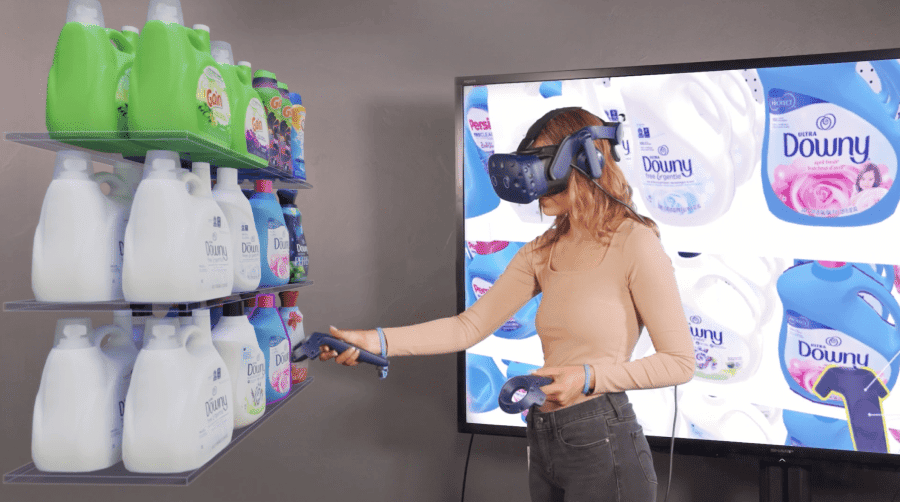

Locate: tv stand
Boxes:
[759,459,811,502]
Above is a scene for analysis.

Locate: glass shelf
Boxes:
[3,377,313,486]
[4,132,312,188]
[3,280,313,312]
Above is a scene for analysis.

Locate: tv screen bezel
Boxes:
[454,46,900,468]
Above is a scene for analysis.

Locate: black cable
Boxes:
[665,385,678,502]
[461,433,474,502]
[573,165,649,226]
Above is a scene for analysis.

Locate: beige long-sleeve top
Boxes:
[383,220,695,397]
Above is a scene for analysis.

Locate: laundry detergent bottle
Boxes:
[32,318,136,472]
[207,42,269,164]
[211,167,262,292]
[249,294,291,404]
[253,70,285,172]
[758,60,900,226]
[115,306,152,349]
[33,150,129,301]
[211,301,266,428]
[46,0,137,148]
[276,82,293,174]
[250,180,290,287]
[464,86,502,218]
[279,291,307,384]
[619,73,737,226]
[777,261,900,405]
[277,189,308,282]
[289,92,306,180]
[122,318,233,473]
[128,0,231,148]
[466,241,540,339]
[122,150,234,302]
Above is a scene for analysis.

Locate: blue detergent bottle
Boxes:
[782,409,854,451]
[464,86,501,218]
[777,260,900,406]
[465,353,506,414]
[249,180,290,287]
[466,241,541,340]
[277,189,308,283]
[757,59,900,226]
[248,294,291,404]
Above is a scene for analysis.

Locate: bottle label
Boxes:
[687,308,751,381]
[269,337,291,394]
[292,107,305,164]
[633,123,713,216]
[243,346,266,416]
[110,369,132,450]
[245,98,269,160]
[115,68,131,132]
[200,217,231,290]
[197,66,231,127]
[766,88,896,218]
[199,366,231,453]
[283,209,304,281]
[783,309,890,402]
[238,223,261,282]
[267,219,290,280]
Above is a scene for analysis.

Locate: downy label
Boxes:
[269,337,291,394]
[633,124,712,216]
[238,223,261,282]
[245,98,269,160]
[766,88,896,218]
[783,309,889,402]
[199,366,230,453]
[197,66,231,127]
[687,308,751,381]
[267,219,290,279]
[243,346,266,416]
[200,216,231,290]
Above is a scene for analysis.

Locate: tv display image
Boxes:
[455,48,900,468]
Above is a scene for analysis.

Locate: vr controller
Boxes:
[293,332,389,377]
[498,374,553,414]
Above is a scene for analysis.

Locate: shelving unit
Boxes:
[4,377,313,486]
[4,130,315,485]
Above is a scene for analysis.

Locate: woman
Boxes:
[320,108,694,501]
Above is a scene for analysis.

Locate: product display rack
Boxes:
[4,377,313,486]
[4,132,315,485]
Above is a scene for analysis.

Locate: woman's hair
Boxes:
[855,163,882,192]
[531,108,658,257]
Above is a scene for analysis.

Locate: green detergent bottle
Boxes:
[208,41,269,165]
[253,70,284,172]
[129,0,231,151]
[46,0,138,152]
[276,82,293,174]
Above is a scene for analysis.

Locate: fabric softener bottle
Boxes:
[277,189,308,282]
[249,294,291,404]
[250,180,290,287]
[252,70,284,172]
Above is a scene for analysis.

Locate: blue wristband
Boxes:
[583,364,591,395]
[376,327,388,379]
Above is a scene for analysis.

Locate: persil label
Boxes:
[466,107,494,153]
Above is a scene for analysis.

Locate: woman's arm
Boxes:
[589,225,695,394]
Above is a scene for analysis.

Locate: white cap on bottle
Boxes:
[143,150,182,180]
[67,0,104,27]
[122,25,139,33]
[53,150,94,180]
[147,0,184,25]
[55,318,93,349]
[192,23,210,32]
[211,41,234,66]
[237,61,251,69]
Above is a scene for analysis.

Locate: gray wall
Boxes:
[2,0,900,501]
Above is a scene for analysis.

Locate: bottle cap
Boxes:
[144,319,181,349]
[277,189,297,206]
[147,0,184,25]
[192,24,210,32]
[222,301,244,317]
[53,150,94,180]
[277,82,289,91]
[289,93,303,106]
[238,61,251,68]
[279,291,299,307]
[246,297,257,309]
[122,25,139,33]
[216,167,238,187]
[254,69,278,80]
[143,150,182,180]
[255,179,273,193]
[192,308,211,326]
[257,294,275,309]
[817,261,847,268]
[54,318,92,348]
[67,0,104,27]
[210,40,234,65]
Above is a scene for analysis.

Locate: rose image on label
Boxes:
[783,310,889,402]
[197,66,231,127]
[267,218,290,279]
[269,337,291,394]
[245,97,269,160]
[766,88,896,218]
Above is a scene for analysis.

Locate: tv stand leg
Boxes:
[759,460,811,502]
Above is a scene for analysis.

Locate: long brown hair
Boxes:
[532,108,658,257]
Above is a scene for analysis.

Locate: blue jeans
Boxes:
[526,392,658,502]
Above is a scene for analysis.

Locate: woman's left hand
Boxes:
[530,366,589,408]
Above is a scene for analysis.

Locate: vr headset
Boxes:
[487,107,624,205]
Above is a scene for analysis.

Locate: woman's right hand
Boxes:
[319,325,383,367]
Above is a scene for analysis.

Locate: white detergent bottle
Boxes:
[211,167,261,292]
[122,318,233,473]
[32,318,136,472]
[211,301,266,428]
[33,150,129,301]
[619,73,736,226]
[122,151,234,302]
[709,70,763,186]
[678,391,786,445]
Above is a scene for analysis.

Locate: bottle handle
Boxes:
[180,171,212,198]
[107,29,135,54]
[851,283,900,330]
[685,74,733,146]
[713,70,759,185]
[92,324,134,351]
[91,171,128,198]
[693,272,763,330]
[867,60,900,120]
[180,325,205,353]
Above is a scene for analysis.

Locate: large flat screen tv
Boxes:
[456,48,900,468]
